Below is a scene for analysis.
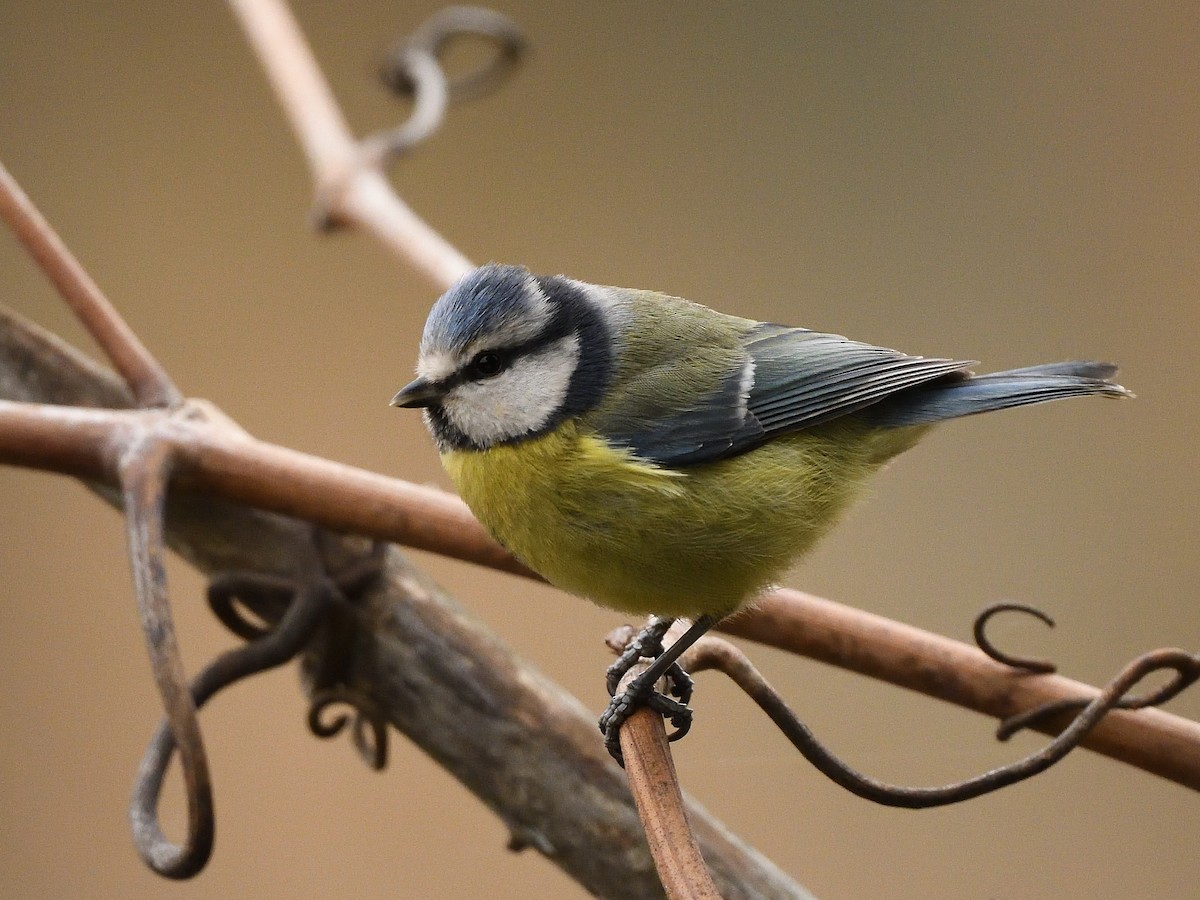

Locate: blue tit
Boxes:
[391,263,1130,757]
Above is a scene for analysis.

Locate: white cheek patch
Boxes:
[443,334,581,446]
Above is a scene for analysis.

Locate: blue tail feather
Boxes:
[868,361,1132,428]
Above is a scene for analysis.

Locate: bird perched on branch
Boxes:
[392,263,1130,761]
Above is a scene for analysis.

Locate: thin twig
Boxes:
[613,626,721,900]
[0,162,180,407]
[307,688,389,770]
[620,709,720,900]
[366,6,525,165]
[1,385,1197,790]
[360,47,449,167]
[225,0,474,288]
[972,602,1200,741]
[380,6,525,105]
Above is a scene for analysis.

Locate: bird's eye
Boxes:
[469,351,505,379]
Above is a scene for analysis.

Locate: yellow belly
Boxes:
[442,420,921,618]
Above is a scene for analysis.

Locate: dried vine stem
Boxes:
[226,0,478,288]
[973,602,1058,674]
[368,6,525,164]
[719,592,1200,790]
[120,433,214,876]
[132,536,368,877]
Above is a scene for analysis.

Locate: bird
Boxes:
[391,263,1131,760]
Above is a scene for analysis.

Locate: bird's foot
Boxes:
[600,617,697,765]
[600,675,694,764]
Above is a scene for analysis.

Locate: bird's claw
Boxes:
[600,621,697,765]
[600,679,695,764]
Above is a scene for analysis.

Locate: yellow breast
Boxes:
[442,419,920,618]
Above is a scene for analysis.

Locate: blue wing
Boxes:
[600,323,973,467]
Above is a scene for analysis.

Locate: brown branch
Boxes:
[0,395,529,576]
[0,162,180,408]
[1,362,1196,791]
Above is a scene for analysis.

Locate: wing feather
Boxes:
[598,320,973,467]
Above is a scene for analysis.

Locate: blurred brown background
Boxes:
[1,2,1197,898]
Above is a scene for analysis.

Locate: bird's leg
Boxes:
[600,614,718,764]
[605,615,674,695]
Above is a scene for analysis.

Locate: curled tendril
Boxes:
[973,605,1200,744]
[130,524,387,879]
[973,602,1058,674]
[364,6,525,163]
[382,6,526,104]
[997,648,1200,740]
[206,572,296,641]
[308,688,389,771]
[678,637,1198,808]
[131,564,331,878]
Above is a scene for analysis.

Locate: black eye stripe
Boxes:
[458,325,572,382]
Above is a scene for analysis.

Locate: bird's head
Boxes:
[392,264,615,451]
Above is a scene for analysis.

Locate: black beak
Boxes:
[389,377,443,409]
